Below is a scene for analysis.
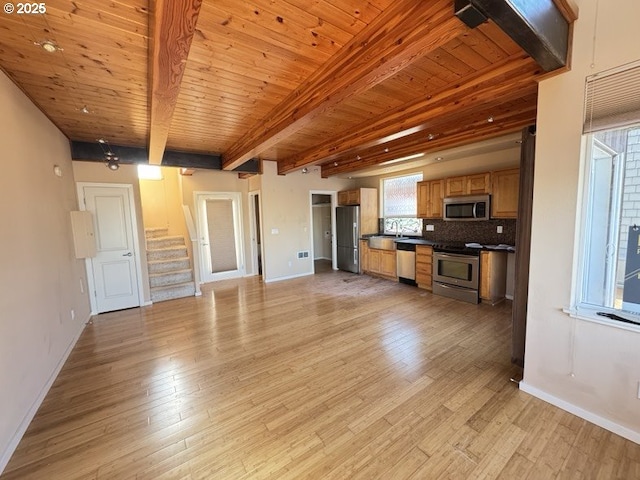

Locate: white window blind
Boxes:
[584,61,640,134]
[382,173,422,217]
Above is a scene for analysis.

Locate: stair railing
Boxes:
[182,205,202,296]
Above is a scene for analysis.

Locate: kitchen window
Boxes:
[381,172,423,235]
[573,61,640,327]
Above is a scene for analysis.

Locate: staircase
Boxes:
[145,228,196,303]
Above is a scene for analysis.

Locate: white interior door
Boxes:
[83,185,140,313]
[197,192,245,282]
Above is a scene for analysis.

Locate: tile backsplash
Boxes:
[421,219,517,245]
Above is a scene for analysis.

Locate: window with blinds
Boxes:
[575,60,640,327]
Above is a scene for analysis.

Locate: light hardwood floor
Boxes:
[3,271,639,479]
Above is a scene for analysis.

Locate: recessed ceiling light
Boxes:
[384,148,389,153]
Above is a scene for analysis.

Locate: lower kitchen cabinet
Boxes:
[416,245,433,291]
[363,247,397,280]
[479,251,507,305]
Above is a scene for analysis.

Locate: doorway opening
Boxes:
[249,191,263,277]
[310,192,337,274]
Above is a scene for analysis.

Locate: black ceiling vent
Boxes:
[454,0,487,28]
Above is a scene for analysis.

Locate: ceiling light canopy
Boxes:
[35,40,63,53]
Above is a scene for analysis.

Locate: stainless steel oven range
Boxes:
[432,245,480,304]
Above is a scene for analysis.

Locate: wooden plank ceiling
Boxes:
[0,0,575,177]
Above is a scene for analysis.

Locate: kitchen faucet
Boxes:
[390,220,400,237]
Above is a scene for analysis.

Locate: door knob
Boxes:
[122,252,132,257]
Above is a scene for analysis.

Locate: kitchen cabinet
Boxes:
[491,168,520,218]
[338,188,378,235]
[363,247,397,280]
[445,173,491,197]
[417,180,444,218]
[415,245,433,291]
[480,250,508,305]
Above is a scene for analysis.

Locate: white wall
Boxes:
[523,0,640,442]
[0,71,92,471]
[261,162,353,281]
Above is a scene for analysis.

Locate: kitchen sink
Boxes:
[368,235,407,250]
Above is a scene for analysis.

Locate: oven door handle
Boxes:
[435,252,478,260]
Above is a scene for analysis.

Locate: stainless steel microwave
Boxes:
[443,194,490,221]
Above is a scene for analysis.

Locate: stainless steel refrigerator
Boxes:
[336,205,360,273]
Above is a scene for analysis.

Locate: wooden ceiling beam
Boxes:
[278,54,540,174]
[221,0,469,171]
[321,105,537,177]
[148,0,203,165]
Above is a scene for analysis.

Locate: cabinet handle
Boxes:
[122,252,132,257]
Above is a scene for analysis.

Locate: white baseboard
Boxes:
[0,314,89,475]
[519,382,640,444]
[264,271,313,284]
[142,300,153,307]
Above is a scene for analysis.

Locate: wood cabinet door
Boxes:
[479,251,491,300]
[381,251,396,277]
[491,168,520,218]
[468,173,491,194]
[429,180,444,218]
[338,191,349,205]
[417,181,429,218]
[369,249,381,273]
[347,190,360,205]
[445,176,466,196]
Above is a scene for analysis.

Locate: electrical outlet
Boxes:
[70,309,75,320]
[497,226,503,234]
[79,278,84,294]
[288,260,292,267]
[271,228,279,235]
[637,381,640,399]
[426,224,435,231]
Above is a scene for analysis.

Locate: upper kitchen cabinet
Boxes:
[338,188,378,235]
[491,168,520,218]
[417,180,444,219]
[338,189,361,206]
[445,173,491,197]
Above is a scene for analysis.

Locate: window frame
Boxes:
[569,128,640,332]
[379,171,423,236]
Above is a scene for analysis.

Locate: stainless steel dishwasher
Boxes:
[396,242,416,286]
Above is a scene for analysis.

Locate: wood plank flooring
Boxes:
[3,270,639,479]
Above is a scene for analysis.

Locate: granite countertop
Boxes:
[360,235,515,252]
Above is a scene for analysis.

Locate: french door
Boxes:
[196,192,245,282]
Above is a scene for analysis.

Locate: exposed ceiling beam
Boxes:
[321,104,537,177]
[455,0,570,71]
[70,141,260,173]
[278,55,541,174]
[148,0,203,165]
[221,0,469,171]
